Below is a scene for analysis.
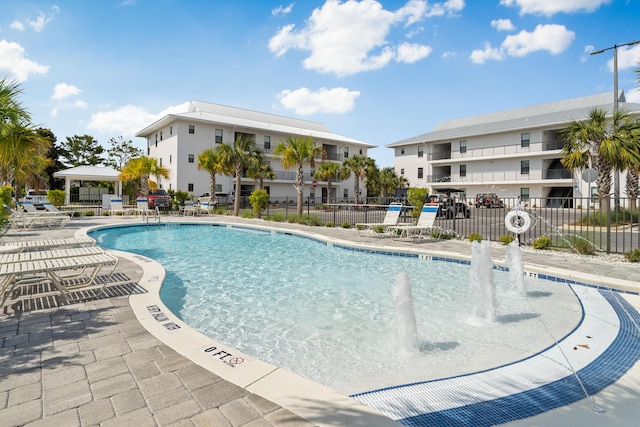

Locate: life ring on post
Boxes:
[505,210,531,234]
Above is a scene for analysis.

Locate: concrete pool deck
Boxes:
[1,214,639,426]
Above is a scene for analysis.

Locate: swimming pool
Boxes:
[90,223,582,395]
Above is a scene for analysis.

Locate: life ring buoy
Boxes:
[505,210,531,234]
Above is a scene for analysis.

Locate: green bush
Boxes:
[341,221,351,229]
[468,233,482,242]
[325,221,335,228]
[407,188,429,218]
[102,210,110,216]
[498,234,515,245]
[532,235,551,250]
[580,208,638,226]
[249,189,269,218]
[0,185,14,207]
[625,249,640,263]
[565,236,596,255]
[213,206,227,215]
[264,212,285,222]
[306,216,323,226]
[47,189,66,207]
[84,210,95,216]
[431,230,454,240]
[241,211,255,218]
[372,225,386,234]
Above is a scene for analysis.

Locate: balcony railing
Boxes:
[427,169,573,183]
[429,140,567,161]
[543,169,573,179]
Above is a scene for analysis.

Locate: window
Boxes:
[188,154,194,163]
[159,158,162,166]
[460,140,467,154]
[359,149,363,155]
[521,160,530,175]
[188,183,194,192]
[215,129,223,144]
[169,155,172,164]
[343,189,348,198]
[170,126,173,135]
[418,146,424,158]
[160,131,163,141]
[344,147,349,159]
[418,167,423,179]
[460,164,466,177]
[520,187,530,200]
[400,168,405,175]
[155,134,158,147]
[189,125,195,134]
[401,148,405,155]
[521,132,530,148]
[264,135,271,150]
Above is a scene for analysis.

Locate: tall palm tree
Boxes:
[274,135,325,216]
[218,134,258,216]
[561,107,640,212]
[197,147,225,198]
[120,156,170,195]
[314,162,349,204]
[343,154,375,204]
[247,150,277,190]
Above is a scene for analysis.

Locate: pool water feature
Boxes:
[90,224,582,395]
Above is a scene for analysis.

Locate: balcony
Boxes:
[429,140,566,162]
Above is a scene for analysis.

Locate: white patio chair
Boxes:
[392,203,439,239]
[356,202,405,236]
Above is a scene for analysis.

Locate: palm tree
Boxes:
[378,167,408,200]
[247,150,276,190]
[314,162,349,204]
[343,154,375,204]
[561,107,640,212]
[197,147,225,198]
[0,80,51,194]
[274,135,325,216]
[218,134,258,216]
[120,156,170,195]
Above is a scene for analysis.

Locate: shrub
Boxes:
[102,210,110,216]
[213,206,227,215]
[0,185,13,207]
[566,236,596,255]
[406,188,429,218]
[341,221,351,229]
[241,211,255,218]
[498,234,515,245]
[431,230,454,240]
[47,189,66,207]
[468,233,482,242]
[264,212,285,222]
[625,249,640,263]
[325,221,335,228]
[306,216,323,226]
[249,189,269,218]
[372,225,386,234]
[532,235,551,250]
[84,210,95,216]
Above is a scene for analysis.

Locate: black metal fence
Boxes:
[60,195,639,254]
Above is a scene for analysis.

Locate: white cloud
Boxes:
[10,21,24,31]
[425,0,465,17]
[52,83,81,100]
[470,24,574,63]
[268,0,440,76]
[0,39,49,82]
[74,100,88,108]
[88,102,190,136]
[396,42,432,63]
[491,18,515,31]
[51,108,58,117]
[272,3,294,16]
[499,0,611,16]
[605,44,640,72]
[278,87,360,115]
[502,24,574,57]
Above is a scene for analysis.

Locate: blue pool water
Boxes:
[90,224,581,394]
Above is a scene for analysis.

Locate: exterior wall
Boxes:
[144,118,366,201]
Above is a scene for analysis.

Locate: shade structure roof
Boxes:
[53,165,121,181]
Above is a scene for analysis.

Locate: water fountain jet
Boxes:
[392,272,419,352]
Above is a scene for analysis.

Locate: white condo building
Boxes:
[388,92,640,203]
[136,101,375,201]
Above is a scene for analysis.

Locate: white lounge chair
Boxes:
[0,250,118,307]
[181,201,197,216]
[393,203,439,239]
[0,237,95,253]
[7,204,70,230]
[42,201,75,217]
[196,198,216,215]
[109,198,133,216]
[356,202,404,236]
[135,198,149,216]
[0,246,104,264]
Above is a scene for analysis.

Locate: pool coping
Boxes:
[77,219,640,427]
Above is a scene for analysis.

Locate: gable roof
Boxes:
[387,91,640,147]
[53,165,121,181]
[137,101,374,148]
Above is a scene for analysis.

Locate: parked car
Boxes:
[427,192,470,219]
[148,189,171,210]
[22,189,48,207]
[475,193,504,208]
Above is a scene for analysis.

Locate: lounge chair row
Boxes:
[180,199,216,216]
[5,203,72,231]
[0,237,119,308]
[356,203,444,239]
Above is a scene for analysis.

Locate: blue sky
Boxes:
[1,0,639,168]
